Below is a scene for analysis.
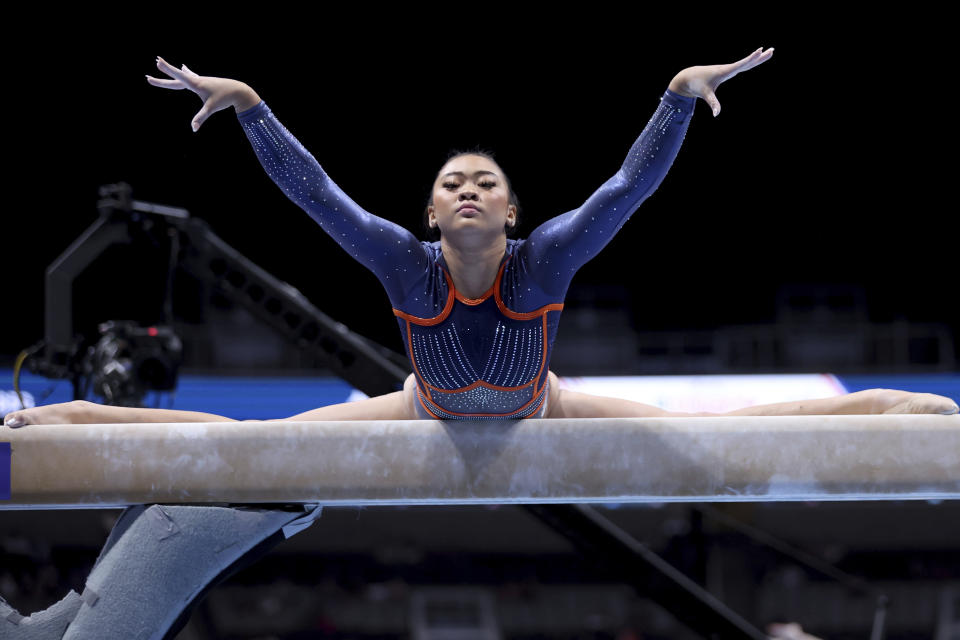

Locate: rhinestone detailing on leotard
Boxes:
[409,321,543,392]
[237,89,696,419]
[417,385,548,420]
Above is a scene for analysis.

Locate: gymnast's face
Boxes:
[428,155,516,242]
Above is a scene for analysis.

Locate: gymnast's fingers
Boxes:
[145,75,185,90]
[704,88,721,118]
[156,56,193,87]
[732,47,772,70]
[191,104,213,133]
[720,47,775,82]
[741,47,774,72]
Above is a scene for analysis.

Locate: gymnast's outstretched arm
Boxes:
[146,57,430,304]
[520,87,695,297]
[521,48,774,297]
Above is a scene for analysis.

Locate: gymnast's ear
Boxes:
[427,206,437,228]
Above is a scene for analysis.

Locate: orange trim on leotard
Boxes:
[409,319,549,395]
[448,255,500,305]
[416,389,442,419]
[393,253,563,324]
[453,276,497,306]
[405,318,433,403]
[394,250,562,414]
[392,273,455,326]
[494,254,565,320]
[422,375,535,394]
[534,314,547,394]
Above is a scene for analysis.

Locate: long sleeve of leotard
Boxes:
[236,101,430,304]
[521,88,697,297]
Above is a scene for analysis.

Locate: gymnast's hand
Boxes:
[145,56,262,132]
[668,47,774,118]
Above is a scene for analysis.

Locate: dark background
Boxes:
[3,13,959,640]
[4,14,956,368]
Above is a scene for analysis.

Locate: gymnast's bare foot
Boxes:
[874,389,959,415]
[3,401,88,428]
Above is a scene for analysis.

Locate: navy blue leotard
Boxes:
[237,88,696,419]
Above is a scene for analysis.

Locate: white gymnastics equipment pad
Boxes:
[1,415,958,509]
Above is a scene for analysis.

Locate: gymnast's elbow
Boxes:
[607,170,652,205]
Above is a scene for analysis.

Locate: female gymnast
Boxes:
[4,48,958,428]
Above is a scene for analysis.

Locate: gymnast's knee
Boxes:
[544,370,562,419]
[547,370,562,396]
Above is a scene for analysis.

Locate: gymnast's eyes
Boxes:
[442,181,497,189]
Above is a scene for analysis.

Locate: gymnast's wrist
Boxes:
[232,84,262,113]
[667,75,697,99]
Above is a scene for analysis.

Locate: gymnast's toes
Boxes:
[3,401,86,427]
[3,410,29,428]
[882,392,959,415]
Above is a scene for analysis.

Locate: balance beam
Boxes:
[2,415,958,509]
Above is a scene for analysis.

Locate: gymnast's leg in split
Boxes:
[2,374,421,427]
[5,370,957,428]
[542,371,960,419]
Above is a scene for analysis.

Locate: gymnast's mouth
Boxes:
[457,205,480,214]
